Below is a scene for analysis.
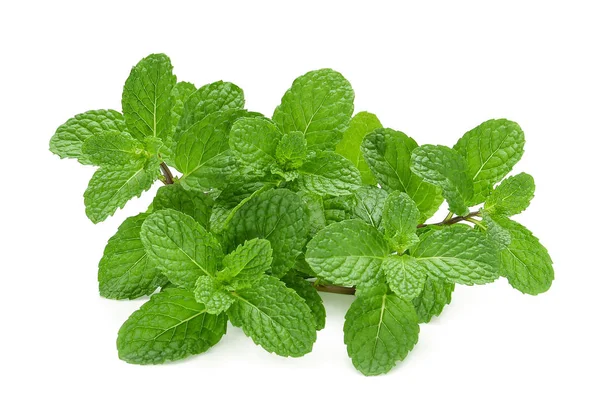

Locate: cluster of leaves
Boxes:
[50,53,553,376]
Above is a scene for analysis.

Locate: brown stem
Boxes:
[160,162,174,185]
[417,210,480,228]
[314,284,356,295]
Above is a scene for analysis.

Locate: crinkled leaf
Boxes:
[485,172,535,216]
[217,238,273,288]
[117,288,226,364]
[305,219,390,286]
[383,191,420,252]
[410,144,473,216]
[454,119,525,205]
[140,210,223,289]
[282,274,326,330]
[352,186,388,231]
[273,69,354,150]
[152,184,213,230]
[227,276,317,357]
[297,191,327,236]
[170,81,197,132]
[276,131,307,170]
[194,276,235,314]
[481,211,512,250]
[412,276,455,323]
[297,151,361,196]
[229,117,281,172]
[382,255,426,300]
[82,131,145,166]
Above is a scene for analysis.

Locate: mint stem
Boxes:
[160,162,174,185]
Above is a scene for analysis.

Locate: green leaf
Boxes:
[454,119,525,205]
[140,209,223,289]
[297,151,362,196]
[495,217,554,295]
[410,144,474,216]
[282,274,326,331]
[49,109,127,165]
[276,131,307,170]
[217,238,273,288]
[382,255,426,300]
[227,276,317,357]
[117,288,227,364]
[177,81,245,136]
[481,211,512,250]
[122,53,176,141]
[98,213,167,299]
[344,289,419,376]
[152,184,213,230]
[84,160,160,223]
[170,81,197,132]
[411,225,500,285]
[336,111,382,185]
[194,276,235,314]
[412,276,455,323]
[383,191,420,253]
[81,131,145,166]
[273,69,354,150]
[362,128,443,222]
[485,173,535,216]
[352,186,388,231]
[297,191,327,237]
[305,219,390,286]
[229,117,281,172]
[224,189,308,277]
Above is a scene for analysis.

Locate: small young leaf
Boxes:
[412,276,455,323]
[297,151,362,196]
[117,288,227,364]
[410,144,473,216]
[229,117,281,172]
[282,274,326,331]
[82,131,145,166]
[485,172,535,216]
[122,53,176,141]
[454,119,525,205]
[227,276,317,357]
[194,276,235,314]
[382,191,420,253]
[217,238,273,288]
[273,69,354,150]
[98,213,167,299]
[382,255,426,300]
[305,219,390,287]
[344,289,419,376]
[352,186,388,231]
[141,209,223,289]
[152,184,213,230]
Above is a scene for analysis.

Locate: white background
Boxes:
[2,1,599,398]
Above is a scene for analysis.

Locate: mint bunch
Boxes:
[50,53,554,376]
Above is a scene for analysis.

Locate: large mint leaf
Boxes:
[122,54,176,141]
[49,109,127,165]
[305,219,389,286]
[140,209,223,289]
[117,288,226,364]
[485,172,535,216]
[410,145,473,216]
[351,186,388,231]
[454,119,525,205]
[362,128,443,222]
[227,276,317,357]
[229,117,281,172]
[297,151,361,196]
[81,131,145,166]
[344,288,419,376]
[217,238,273,288]
[84,160,160,223]
[98,213,167,299]
[412,276,455,323]
[411,225,499,285]
[273,69,354,150]
[495,217,554,295]
[282,274,326,331]
[152,184,213,230]
[336,111,383,185]
[382,255,426,300]
[224,189,308,277]
[383,191,420,253]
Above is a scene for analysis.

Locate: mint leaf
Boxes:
[454,119,525,205]
[410,144,473,216]
[282,274,326,331]
[117,288,227,364]
[297,151,361,196]
[305,219,390,286]
[412,276,455,323]
[227,276,317,357]
[485,172,535,216]
[383,191,420,252]
[217,238,273,288]
[140,209,223,289]
[362,128,443,221]
[229,117,281,172]
[84,160,160,223]
[225,189,308,277]
[352,186,388,231]
[152,184,213,230]
[122,53,176,141]
[170,81,197,131]
[273,69,354,150]
[495,217,554,295]
[481,211,512,250]
[49,109,127,165]
[336,111,383,185]
[297,191,327,236]
[411,225,500,285]
[98,213,167,299]
[194,276,235,314]
[382,255,426,300]
[344,288,419,375]
[276,131,307,170]
[81,131,145,166]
